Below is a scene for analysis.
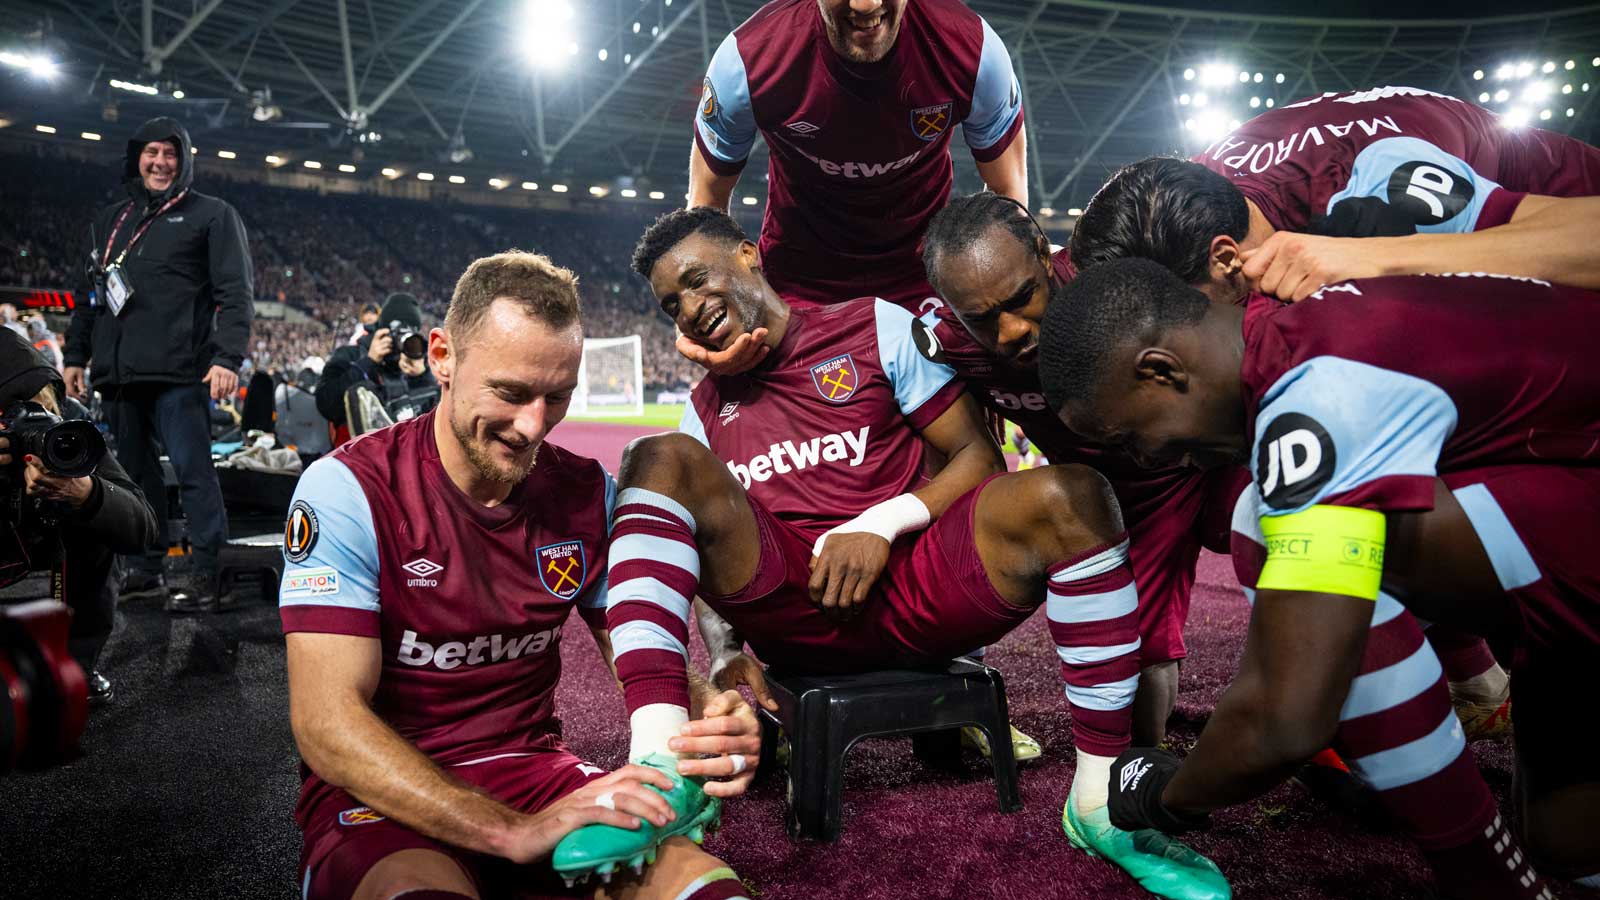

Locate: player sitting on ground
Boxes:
[280,251,758,900]
[560,207,1231,900]
[1039,258,1600,899]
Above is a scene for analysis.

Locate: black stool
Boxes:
[218,533,284,603]
[759,657,1023,841]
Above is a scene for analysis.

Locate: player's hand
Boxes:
[710,652,778,712]
[398,353,427,377]
[671,689,762,797]
[63,367,88,401]
[497,764,677,865]
[1240,232,1385,302]
[1106,747,1209,835]
[675,328,770,376]
[366,328,394,365]
[807,531,890,620]
[202,365,238,402]
[20,454,95,508]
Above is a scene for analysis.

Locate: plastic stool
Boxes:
[759,657,1023,841]
[218,533,284,603]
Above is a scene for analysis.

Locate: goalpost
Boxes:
[570,334,645,417]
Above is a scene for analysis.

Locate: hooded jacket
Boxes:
[0,327,158,595]
[64,117,254,387]
[314,292,438,426]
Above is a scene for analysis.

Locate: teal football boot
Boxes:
[1061,786,1232,900]
[552,753,721,886]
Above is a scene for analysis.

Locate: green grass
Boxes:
[566,402,685,428]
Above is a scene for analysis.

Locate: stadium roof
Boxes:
[9,0,1600,208]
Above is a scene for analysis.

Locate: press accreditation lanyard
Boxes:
[102,189,189,268]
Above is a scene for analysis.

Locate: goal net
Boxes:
[570,335,644,417]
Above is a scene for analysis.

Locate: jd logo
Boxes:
[1387,161,1472,226]
[1257,413,1336,509]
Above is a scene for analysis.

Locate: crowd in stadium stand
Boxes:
[0,145,755,393]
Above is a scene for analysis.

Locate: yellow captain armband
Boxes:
[1256,505,1386,601]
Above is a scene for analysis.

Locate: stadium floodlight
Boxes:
[417,172,435,181]
[1066,207,1083,216]
[19,54,57,80]
[79,131,100,141]
[338,164,356,173]
[1542,61,1556,73]
[551,183,569,192]
[1495,63,1514,79]
[518,0,576,69]
[632,21,641,33]
[1594,57,1599,66]
[1249,96,1260,108]
[1253,72,1263,82]
[1178,94,1190,106]
[1517,61,1534,78]
[648,190,666,200]
[1038,207,1055,217]
[218,150,237,159]
[1569,108,1577,117]
[624,53,632,64]
[589,185,608,196]
[1522,81,1552,103]
[1265,99,1275,108]
[742,196,758,205]
[1190,108,1230,141]
[1193,93,1208,107]
[34,124,55,134]
[172,89,185,99]
[1473,69,1485,80]
[1275,73,1285,83]
[1566,60,1577,70]
[303,160,322,169]
[1199,64,1234,86]
[265,154,285,166]
[110,78,160,95]
[1502,106,1531,128]
[522,181,538,190]
[1495,88,1510,102]
[448,174,466,184]
[1479,91,1490,102]
[651,25,659,37]
[1540,109,1552,120]
[1238,71,1249,83]
[488,177,508,189]
[620,188,638,198]
[382,167,401,178]
[1563,84,1573,94]
[1182,67,1195,80]
[598,48,607,61]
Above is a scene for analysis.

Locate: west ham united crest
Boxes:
[537,541,587,600]
[338,806,385,826]
[910,102,953,141]
[810,354,858,403]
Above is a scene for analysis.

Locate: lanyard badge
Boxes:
[98,189,188,316]
[104,264,132,316]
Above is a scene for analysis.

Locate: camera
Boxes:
[0,401,107,483]
[0,599,88,771]
[367,320,426,361]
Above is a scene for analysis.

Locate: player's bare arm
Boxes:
[286,632,676,862]
[695,599,778,712]
[974,129,1029,209]
[807,392,1002,617]
[688,140,740,212]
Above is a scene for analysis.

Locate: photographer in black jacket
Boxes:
[64,116,253,614]
[314,292,438,431]
[0,329,158,704]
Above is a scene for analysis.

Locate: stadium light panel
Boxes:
[589,185,608,196]
[1253,72,1263,82]
[417,172,435,181]
[648,190,666,200]
[633,21,641,33]
[1275,73,1285,84]
[1495,63,1514,79]
[1593,57,1600,66]
[34,124,55,134]
[1517,61,1534,78]
[172,89,185,99]
[1265,99,1274,108]
[1522,81,1552,103]
[110,78,160,95]
[1199,64,1233,86]
[218,150,237,159]
[1249,96,1260,108]
[1495,88,1510,102]
[1473,69,1484,80]
[1182,68,1195,80]
[1569,108,1577,117]
[448,174,466,184]
[489,177,508,189]
[598,49,608,61]
[1540,109,1552,120]
[1542,61,1556,73]
[303,160,322,169]
[522,181,538,190]
[1066,208,1083,216]
[1038,207,1055,216]
[266,155,285,166]
[1479,91,1491,102]
[1238,71,1249,83]
[1566,60,1576,70]
[551,184,568,192]
[382,167,400,178]
[620,188,638,198]
[338,164,357,173]
[1502,107,1531,128]
[742,196,758,205]
[23,55,57,79]
[80,131,101,141]
[1563,84,1573,94]
[1193,93,1208,107]
[651,25,659,37]
[624,53,632,64]
[1191,109,1230,141]
[1178,94,1190,106]
[518,0,576,69]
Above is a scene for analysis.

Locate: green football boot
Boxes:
[552,753,721,886]
[1061,786,1232,900]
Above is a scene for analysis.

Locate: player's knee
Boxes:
[349,849,476,900]
[1021,464,1124,554]
[632,837,733,899]
[619,432,722,493]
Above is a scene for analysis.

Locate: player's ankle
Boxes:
[1448,664,1509,704]
[629,703,691,763]
[1073,749,1115,814]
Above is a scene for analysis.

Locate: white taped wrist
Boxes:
[812,493,931,557]
[1073,749,1114,813]
[629,703,689,763]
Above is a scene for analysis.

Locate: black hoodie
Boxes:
[64,117,254,387]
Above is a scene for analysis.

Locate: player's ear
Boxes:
[1133,347,1189,390]
[736,239,762,274]
[429,327,452,387]
[1207,235,1244,283]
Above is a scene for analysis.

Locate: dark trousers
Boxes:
[102,382,228,573]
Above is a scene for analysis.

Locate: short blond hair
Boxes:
[445,250,582,349]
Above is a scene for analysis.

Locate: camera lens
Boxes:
[41,421,105,477]
[399,332,426,360]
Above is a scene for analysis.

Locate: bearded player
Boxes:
[560,207,1231,900]
[681,0,1027,372]
[280,251,758,900]
[1041,259,1600,899]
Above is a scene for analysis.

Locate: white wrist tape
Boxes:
[812,493,931,557]
[629,703,690,763]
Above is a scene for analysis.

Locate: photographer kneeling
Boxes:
[315,292,438,437]
[0,329,158,704]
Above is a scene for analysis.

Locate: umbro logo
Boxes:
[785,120,820,135]
[1119,757,1153,793]
[719,401,740,424]
[403,557,443,587]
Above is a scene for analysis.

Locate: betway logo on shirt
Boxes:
[726,427,869,488]
[793,145,923,179]
[397,626,560,670]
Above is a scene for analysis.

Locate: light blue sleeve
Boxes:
[874,299,959,418]
[279,458,380,614]
[694,32,757,165]
[677,401,710,447]
[1326,136,1504,232]
[962,17,1023,152]
[1252,354,1458,515]
[576,467,619,616]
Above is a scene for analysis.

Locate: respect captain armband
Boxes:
[1256,504,1386,601]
